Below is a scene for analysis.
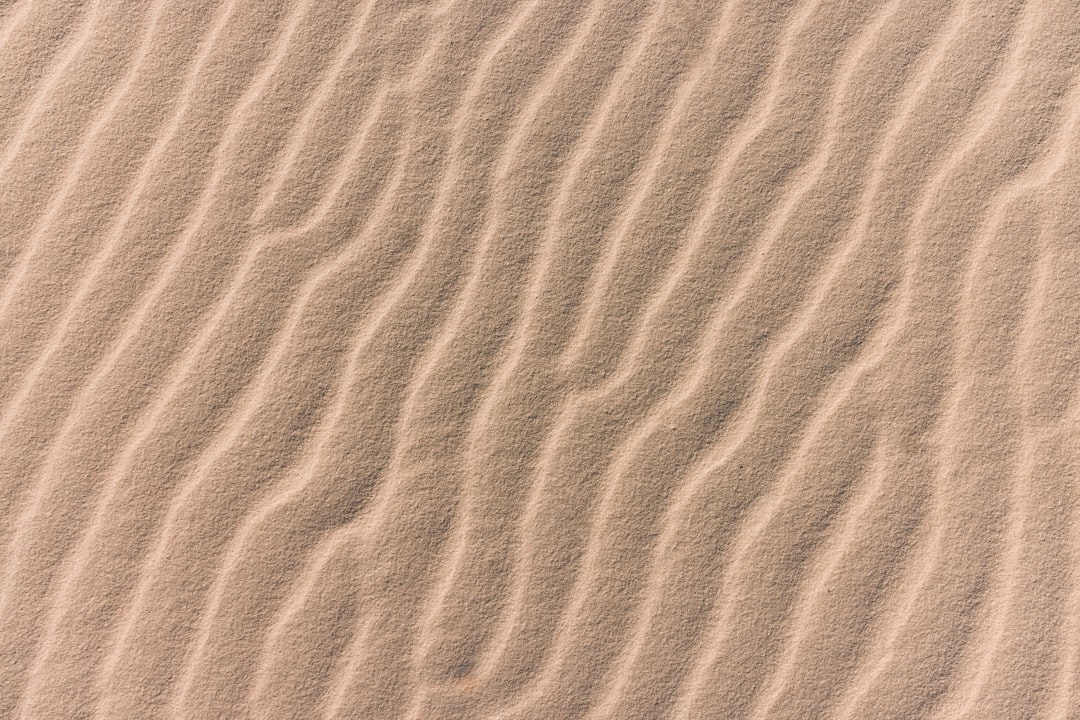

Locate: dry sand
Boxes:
[0,0,1078,717]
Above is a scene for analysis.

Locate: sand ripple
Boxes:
[0,0,1078,717]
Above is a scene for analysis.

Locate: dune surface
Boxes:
[1,0,1079,718]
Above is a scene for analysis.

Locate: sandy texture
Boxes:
[0,0,1078,718]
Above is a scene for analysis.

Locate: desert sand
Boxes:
[0,0,1078,717]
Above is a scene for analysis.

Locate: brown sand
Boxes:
[0,0,1078,717]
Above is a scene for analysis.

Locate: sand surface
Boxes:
[1,0,1079,718]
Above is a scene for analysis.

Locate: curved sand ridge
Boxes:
[0,0,1078,718]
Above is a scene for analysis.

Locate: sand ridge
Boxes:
[0,0,1078,717]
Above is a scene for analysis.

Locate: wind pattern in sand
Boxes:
[0,0,1079,718]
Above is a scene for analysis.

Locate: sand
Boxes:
[0,0,1078,717]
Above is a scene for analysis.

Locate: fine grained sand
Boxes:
[0,0,1078,718]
